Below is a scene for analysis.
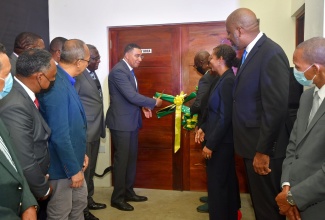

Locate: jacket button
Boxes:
[295,155,299,159]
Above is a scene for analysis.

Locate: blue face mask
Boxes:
[0,73,13,99]
[293,65,315,86]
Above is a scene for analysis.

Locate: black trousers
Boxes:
[206,144,240,220]
[84,139,100,213]
[110,129,138,203]
[244,157,286,220]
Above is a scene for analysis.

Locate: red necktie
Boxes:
[34,98,39,109]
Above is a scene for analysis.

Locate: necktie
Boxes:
[0,136,17,172]
[89,71,97,80]
[308,91,320,125]
[131,70,138,90]
[241,50,247,65]
[34,98,39,110]
[89,71,102,99]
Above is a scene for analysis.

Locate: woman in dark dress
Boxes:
[195,44,240,220]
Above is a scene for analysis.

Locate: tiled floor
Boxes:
[91,187,255,220]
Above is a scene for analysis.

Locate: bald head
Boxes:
[60,39,88,64]
[227,8,259,33]
[296,37,325,65]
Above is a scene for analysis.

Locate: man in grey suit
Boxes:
[0,48,56,220]
[0,42,38,220]
[75,44,106,220]
[276,37,325,220]
[106,43,162,211]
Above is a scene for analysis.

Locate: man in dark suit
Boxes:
[38,39,89,220]
[49,37,67,64]
[226,8,290,220]
[75,44,106,220]
[0,42,38,220]
[106,43,162,211]
[10,32,45,76]
[190,50,217,213]
[0,49,56,220]
[276,37,325,220]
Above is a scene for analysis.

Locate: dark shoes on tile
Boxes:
[197,202,209,213]
[84,211,99,220]
[88,202,107,210]
[111,201,134,211]
[125,194,148,202]
[199,196,208,203]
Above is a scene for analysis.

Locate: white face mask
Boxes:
[0,73,13,99]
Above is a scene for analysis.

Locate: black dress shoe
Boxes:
[84,211,99,220]
[111,201,134,211]
[125,194,148,202]
[88,202,107,210]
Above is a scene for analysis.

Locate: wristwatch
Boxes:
[286,191,296,206]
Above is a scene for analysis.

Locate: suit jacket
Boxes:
[233,34,290,159]
[106,60,156,131]
[190,71,217,126]
[0,119,37,219]
[75,69,106,142]
[200,69,235,150]
[9,53,17,76]
[281,88,325,218]
[38,65,87,179]
[0,80,51,198]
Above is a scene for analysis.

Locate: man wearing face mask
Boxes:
[276,37,325,220]
[0,48,56,220]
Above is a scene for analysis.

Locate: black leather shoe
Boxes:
[84,211,99,220]
[125,194,148,202]
[88,202,107,210]
[111,201,134,211]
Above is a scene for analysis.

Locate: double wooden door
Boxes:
[109,22,247,192]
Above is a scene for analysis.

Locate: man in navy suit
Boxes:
[226,8,290,220]
[38,39,89,220]
[106,43,162,211]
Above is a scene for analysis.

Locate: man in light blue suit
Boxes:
[38,39,90,220]
[106,43,162,211]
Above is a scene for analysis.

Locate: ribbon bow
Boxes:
[154,91,197,153]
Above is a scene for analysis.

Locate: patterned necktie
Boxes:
[0,136,17,172]
[308,91,320,126]
[241,50,247,65]
[34,98,39,110]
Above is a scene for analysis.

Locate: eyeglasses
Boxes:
[79,59,90,64]
[134,54,144,59]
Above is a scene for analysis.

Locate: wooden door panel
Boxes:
[109,22,248,192]
[110,26,179,190]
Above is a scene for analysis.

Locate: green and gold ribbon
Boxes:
[154,91,197,153]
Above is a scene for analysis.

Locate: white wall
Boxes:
[49,0,301,187]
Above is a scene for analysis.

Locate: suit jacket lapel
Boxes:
[121,60,137,92]
[13,82,51,134]
[0,122,23,183]
[234,34,267,96]
[60,71,87,124]
[84,70,102,101]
